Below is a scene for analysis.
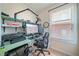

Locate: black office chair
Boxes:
[33,32,50,56]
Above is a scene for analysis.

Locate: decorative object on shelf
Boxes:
[43,22,49,28]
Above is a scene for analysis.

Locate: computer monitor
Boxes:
[26,23,38,35]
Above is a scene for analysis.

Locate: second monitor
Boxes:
[26,23,38,35]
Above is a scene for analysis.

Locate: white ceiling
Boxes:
[24,3,54,13]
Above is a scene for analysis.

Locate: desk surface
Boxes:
[0,39,34,56]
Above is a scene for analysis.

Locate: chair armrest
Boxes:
[35,37,43,41]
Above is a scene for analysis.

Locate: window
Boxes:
[50,7,72,23]
[49,5,74,44]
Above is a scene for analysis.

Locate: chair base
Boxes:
[33,48,50,56]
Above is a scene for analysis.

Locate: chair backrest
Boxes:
[43,32,49,48]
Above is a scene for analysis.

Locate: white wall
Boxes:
[1,4,26,17]
[1,4,37,22]
[17,10,37,23]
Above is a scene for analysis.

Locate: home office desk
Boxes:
[0,38,35,56]
[0,33,43,56]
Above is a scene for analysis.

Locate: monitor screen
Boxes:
[26,24,38,34]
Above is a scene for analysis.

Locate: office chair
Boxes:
[33,32,50,56]
[24,44,32,56]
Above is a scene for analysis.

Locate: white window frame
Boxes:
[49,4,77,44]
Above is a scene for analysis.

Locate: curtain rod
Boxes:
[48,3,68,12]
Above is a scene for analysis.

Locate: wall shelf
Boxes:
[1,15,16,21]
[1,15,24,22]
[1,15,23,32]
[1,24,22,28]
